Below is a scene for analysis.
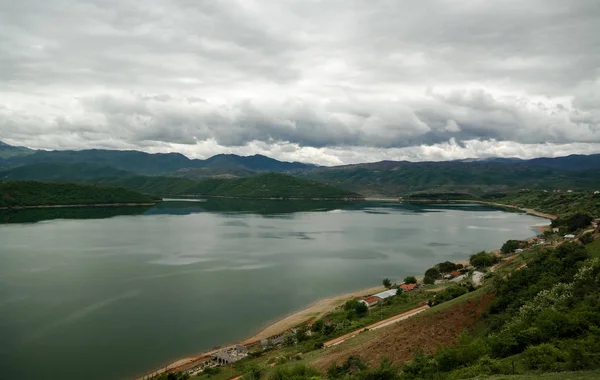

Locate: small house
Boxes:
[514,249,524,253]
[399,283,417,292]
[552,227,560,233]
[449,270,462,277]
[359,296,381,307]
[564,234,576,239]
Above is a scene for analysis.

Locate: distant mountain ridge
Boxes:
[0,142,316,175]
[0,140,34,159]
[2,141,600,196]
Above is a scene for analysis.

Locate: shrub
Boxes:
[403,276,417,284]
[470,251,499,270]
[501,240,521,254]
[523,343,565,371]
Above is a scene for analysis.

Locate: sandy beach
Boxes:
[137,285,385,379]
[242,285,385,344]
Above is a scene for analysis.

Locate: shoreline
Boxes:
[136,200,554,379]
[0,202,158,210]
[363,197,558,221]
[136,285,385,379]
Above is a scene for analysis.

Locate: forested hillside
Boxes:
[296,162,600,196]
[0,181,157,208]
[485,190,600,218]
[103,173,362,199]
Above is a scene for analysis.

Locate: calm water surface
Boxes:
[0,200,549,380]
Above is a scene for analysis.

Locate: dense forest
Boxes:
[0,181,157,208]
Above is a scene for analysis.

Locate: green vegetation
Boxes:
[0,140,33,159]
[501,240,522,254]
[470,251,500,270]
[298,162,600,196]
[586,239,600,258]
[382,278,392,288]
[487,190,600,218]
[396,242,600,379]
[1,166,362,199]
[403,276,417,284]
[551,213,593,233]
[423,261,462,284]
[0,181,157,208]
[427,285,469,307]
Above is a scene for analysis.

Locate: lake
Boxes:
[0,200,549,380]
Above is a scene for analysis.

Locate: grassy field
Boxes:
[586,238,600,258]
[478,370,600,379]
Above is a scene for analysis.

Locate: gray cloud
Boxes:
[1,0,599,164]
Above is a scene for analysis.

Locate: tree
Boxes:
[423,276,436,285]
[383,278,392,288]
[438,261,458,273]
[404,276,417,284]
[311,319,324,333]
[501,240,521,254]
[295,326,309,342]
[355,301,369,316]
[425,267,440,279]
[470,251,499,270]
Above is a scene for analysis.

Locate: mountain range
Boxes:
[2,140,600,196]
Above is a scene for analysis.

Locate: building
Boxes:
[211,345,248,365]
[552,227,560,233]
[373,289,398,300]
[399,283,417,292]
[564,234,576,239]
[359,296,381,307]
[449,270,462,277]
[515,249,524,253]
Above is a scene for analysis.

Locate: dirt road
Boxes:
[323,304,430,348]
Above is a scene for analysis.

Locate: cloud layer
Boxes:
[1,0,599,165]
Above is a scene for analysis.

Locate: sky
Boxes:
[1,0,599,166]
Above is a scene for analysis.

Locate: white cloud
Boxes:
[0,0,599,165]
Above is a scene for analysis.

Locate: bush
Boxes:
[470,251,499,270]
[383,278,392,288]
[501,240,521,254]
[553,213,593,233]
[429,286,468,306]
[580,232,594,245]
[523,343,565,371]
[403,276,417,284]
[438,261,459,273]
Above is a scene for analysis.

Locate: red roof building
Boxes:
[449,271,462,277]
[400,283,417,292]
[359,296,381,307]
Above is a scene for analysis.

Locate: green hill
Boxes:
[484,190,600,218]
[296,161,600,196]
[104,173,362,199]
[0,181,158,208]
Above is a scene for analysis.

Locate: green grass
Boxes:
[192,365,241,380]
[476,369,600,379]
[585,238,600,258]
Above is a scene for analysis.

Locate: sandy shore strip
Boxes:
[136,285,385,379]
[241,285,385,345]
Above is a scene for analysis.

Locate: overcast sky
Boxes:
[1,0,599,165]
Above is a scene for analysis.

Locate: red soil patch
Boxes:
[310,292,494,371]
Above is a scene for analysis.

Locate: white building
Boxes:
[373,289,398,300]
[564,234,576,239]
